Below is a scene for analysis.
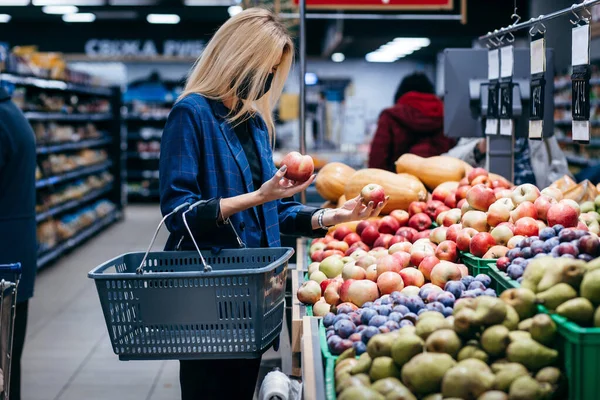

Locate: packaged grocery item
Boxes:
[549,175,577,193]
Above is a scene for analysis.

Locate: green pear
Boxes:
[508,331,532,342]
[595,306,600,327]
[457,345,489,363]
[391,334,424,367]
[537,259,586,292]
[481,325,511,357]
[383,385,417,400]
[425,329,462,359]
[556,297,595,326]
[336,374,369,394]
[473,296,508,326]
[454,298,477,314]
[370,357,401,382]
[493,363,529,392]
[401,353,456,396]
[586,257,600,272]
[336,357,359,373]
[351,353,372,375]
[500,289,537,320]
[518,318,533,332]
[581,201,595,213]
[581,269,600,305]
[337,347,357,364]
[594,194,600,209]
[588,211,600,223]
[521,257,554,293]
[508,376,542,400]
[454,307,480,339]
[507,339,558,371]
[529,314,557,346]
[535,367,561,385]
[491,360,511,373]
[397,325,417,336]
[421,395,443,400]
[337,361,359,381]
[477,391,509,400]
[370,377,405,396]
[338,386,385,400]
[442,361,495,400]
[418,311,445,320]
[536,283,577,311]
[503,305,521,331]
[368,333,396,358]
[416,317,449,341]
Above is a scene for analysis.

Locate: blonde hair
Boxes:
[181,8,293,140]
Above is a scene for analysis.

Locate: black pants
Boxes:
[180,357,262,399]
[10,301,27,400]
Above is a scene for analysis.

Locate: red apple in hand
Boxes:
[281,151,314,182]
[379,216,400,235]
[470,232,496,257]
[361,184,386,205]
[435,240,458,262]
[390,210,409,226]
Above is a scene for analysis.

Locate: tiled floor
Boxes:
[23,205,289,400]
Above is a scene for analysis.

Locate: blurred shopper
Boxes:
[368,72,455,172]
[446,137,571,187]
[0,85,37,400]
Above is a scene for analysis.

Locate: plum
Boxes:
[579,254,594,262]
[326,330,335,339]
[443,307,454,317]
[484,288,497,297]
[472,288,485,297]
[362,301,374,309]
[368,315,388,327]
[437,292,456,308]
[507,264,525,280]
[356,325,367,333]
[553,224,565,234]
[332,339,354,355]
[334,320,356,339]
[539,227,556,241]
[426,301,445,313]
[337,304,355,314]
[333,314,351,325]
[388,312,403,323]
[323,313,335,327]
[361,326,380,344]
[375,305,392,316]
[327,335,342,352]
[419,286,436,301]
[380,295,392,305]
[445,281,466,299]
[349,332,362,342]
[393,295,410,308]
[384,320,400,331]
[403,312,418,324]
[326,325,334,332]
[461,275,475,288]
[520,237,533,248]
[506,248,522,261]
[576,230,590,239]
[461,290,477,299]
[530,240,546,255]
[543,238,560,253]
[349,312,362,326]
[353,341,367,355]
[379,326,391,334]
[475,274,492,288]
[512,257,527,266]
[426,291,441,304]
[361,308,378,325]
[557,243,579,257]
[517,277,524,283]
[417,308,428,315]
[550,247,560,257]
[390,291,404,303]
[559,229,577,242]
[399,319,414,327]
[521,247,533,259]
[374,298,383,306]
[468,281,486,291]
[405,296,425,313]
[393,305,410,315]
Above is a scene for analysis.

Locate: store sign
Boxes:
[84,39,205,58]
[294,0,452,10]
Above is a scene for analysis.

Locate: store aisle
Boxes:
[23,205,288,400]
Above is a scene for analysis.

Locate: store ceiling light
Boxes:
[109,0,157,4]
[33,0,104,5]
[42,5,78,14]
[62,12,96,22]
[227,5,242,17]
[147,13,180,24]
[0,14,12,23]
[185,0,239,5]
[1,1,29,5]
[331,52,345,63]
[365,37,430,63]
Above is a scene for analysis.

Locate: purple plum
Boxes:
[376,305,392,316]
[517,277,524,284]
[461,275,475,288]
[557,243,579,257]
[393,305,410,315]
[337,304,356,314]
[349,312,362,326]
[445,281,466,299]
[507,264,525,280]
[362,302,374,309]
[361,326,379,344]
[348,332,362,342]
[576,230,590,239]
[436,292,456,308]
[468,281,486,291]
[399,319,414,328]
[379,326,391,334]
[530,240,546,255]
[326,330,335,339]
[332,339,354,355]
[475,274,492,288]
[553,224,565,234]
[361,308,378,325]
[484,288,497,297]
[403,312,418,324]
[461,290,477,298]
[550,247,560,258]
[426,291,441,304]
[323,313,335,327]
[539,227,556,241]
[333,314,351,325]
[334,320,356,339]
[472,288,485,297]
[521,247,534,259]
[520,237,534,248]
[579,254,594,262]
[368,315,388,327]
[419,286,438,301]
[506,248,521,261]
[374,298,383,306]
[443,307,454,317]
[380,295,392,305]
[559,229,577,242]
[384,320,400,331]
[426,301,445,313]
[390,292,404,303]
[406,296,425,314]
[327,335,342,352]
[543,238,560,253]
[356,325,367,333]
[353,341,367,355]
[512,257,527,266]
[388,312,403,323]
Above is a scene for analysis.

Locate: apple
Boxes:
[356,220,374,237]
[377,271,404,295]
[373,233,394,249]
[470,232,496,257]
[309,270,328,284]
[430,226,448,244]
[319,255,344,278]
[435,240,458,262]
[375,255,401,276]
[443,208,463,227]
[389,242,412,254]
[498,221,516,232]
[342,263,366,281]
[281,151,314,182]
[320,278,334,294]
[425,200,446,219]
[366,264,378,282]
[418,256,440,281]
[322,249,344,259]
[410,241,436,266]
[396,227,419,242]
[487,200,512,227]
[445,192,457,208]
[536,220,547,232]
[514,216,540,237]
[510,201,537,222]
[534,195,557,221]
[511,183,541,205]
[339,279,355,303]
[466,184,496,211]
[409,213,432,232]
[436,211,448,227]
[312,300,331,317]
[346,242,369,257]
[430,261,463,288]
[400,268,425,288]
[562,199,581,213]
[432,181,459,202]
[471,175,492,187]
[311,250,325,262]
[369,248,389,259]
[491,224,514,246]
[459,177,469,186]
[413,230,432,241]
[297,280,321,304]
[507,235,525,249]
[455,185,471,201]
[496,256,511,272]
[434,205,451,220]
[333,225,353,241]
[347,280,379,307]
[360,225,380,246]
[468,167,489,184]
[325,240,349,253]
[491,178,511,189]
[390,210,409,226]
[408,201,427,216]
[541,187,564,201]
[389,235,407,247]
[578,222,589,231]
[547,202,579,228]
[458,264,469,277]
[308,262,320,275]
[456,228,478,252]
[462,210,489,232]
[309,242,326,257]
[323,280,343,305]
[482,245,509,259]
[343,233,362,247]
[446,224,463,243]
[360,184,386,205]
[379,216,400,235]
[391,251,411,269]
[495,189,513,200]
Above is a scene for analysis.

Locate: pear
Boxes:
[538,382,554,400]
[556,297,595,326]
[457,345,489,363]
[537,259,586,292]
[336,374,369,394]
[337,361,359,381]
[383,385,417,400]
[454,307,480,339]
[595,306,600,327]
[507,339,558,371]
[473,296,507,326]
[416,317,449,341]
[518,318,533,332]
[586,257,600,272]
[491,360,511,373]
[503,305,520,331]
[581,269,600,305]
[397,325,417,336]
[351,353,372,375]
[418,311,445,320]
[371,377,405,396]
[338,386,385,400]
[535,367,561,385]
[441,362,495,400]
[454,298,477,314]
[421,395,443,400]
[337,347,357,364]
[521,256,554,293]
[581,201,595,213]
[500,289,536,320]
[368,333,396,358]
[529,314,557,346]
[337,372,352,389]
[508,376,542,400]
[535,283,577,310]
[370,357,401,382]
[508,331,532,342]
[493,363,529,392]
[477,391,509,400]
[401,353,456,396]
[458,357,493,372]
[481,325,511,357]
[336,357,359,373]
[425,329,462,359]
[391,334,424,367]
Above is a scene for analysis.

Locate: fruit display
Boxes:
[315,162,356,202]
[331,293,564,400]
[394,154,467,189]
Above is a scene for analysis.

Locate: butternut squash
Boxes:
[337,194,347,208]
[344,168,427,214]
[395,154,466,189]
[315,162,356,202]
[488,173,513,188]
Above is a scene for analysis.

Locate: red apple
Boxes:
[498,221,516,233]
[410,241,436,266]
[491,178,511,189]
[389,242,412,254]
[323,280,343,306]
[436,211,449,227]
[430,226,448,244]
[483,245,509,259]
[389,235,408,247]
[391,251,411,269]
[487,199,514,227]
[311,250,325,262]
[425,200,445,219]
[347,280,379,307]
[343,233,362,247]
[342,263,366,281]
[309,242,327,257]
[510,201,538,222]
[432,181,459,202]
[495,189,513,200]
[346,242,369,257]
[356,220,374,237]
[390,210,410,226]
[339,279,355,302]
[360,225,380,247]
[333,225,353,241]
[470,232,496,257]
[507,235,525,249]
[443,208,463,227]
[408,201,427,216]
[379,216,401,235]
[541,187,563,201]
[320,278,334,295]
[533,195,556,222]
[365,265,378,282]
[490,225,514,246]
[281,151,314,182]
[360,184,386,205]
[457,198,467,209]
[322,249,345,260]
[377,271,404,295]
[326,240,349,253]
[400,268,425,288]
[547,201,580,228]
[445,192,458,208]
[455,185,471,201]
[373,234,394,249]
[578,221,589,231]
[409,213,433,232]
[462,210,489,232]
[418,256,440,281]
[413,230,432,242]
[434,205,451,219]
[458,264,469,277]
[459,177,469,186]
[467,167,489,184]
[355,255,376,269]
[446,224,463,243]
[511,183,541,205]
[396,227,419,243]
[466,184,496,211]
[435,240,458,262]
[431,261,463,288]
[297,280,321,304]
[537,220,547,232]
[376,255,401,277]
[456,228,478,252]
[471,175,492,187]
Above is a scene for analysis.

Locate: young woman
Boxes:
[159,8,387,399]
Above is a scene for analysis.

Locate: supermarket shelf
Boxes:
[24,112,113,122]
[36,185,113,223]
[127,133,162,140]
[36,161,113,189]
[125,114,168,122]
[558,138,600,146]
[37,137,112,155]
[127,151,160,160]
[127,187,160,198]
[128,170,159,179]
[554,99,600,107]
[555,119,600,127]
[565,154,595,167]
[555,77,600,91]
[0,73,113,97]
[37,210,120,269]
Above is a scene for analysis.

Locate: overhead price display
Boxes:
[294,0,452,10]
[485,48,500,136]
[529,30,546,140]
[499,45,515,137]
[571,19,592,143]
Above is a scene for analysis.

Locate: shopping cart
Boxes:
[89,202,294,360]
[0,263,22,400]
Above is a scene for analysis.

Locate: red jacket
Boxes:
[368,91,455,172]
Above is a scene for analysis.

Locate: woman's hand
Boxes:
[258,165,315,203]
[322,195,388,227]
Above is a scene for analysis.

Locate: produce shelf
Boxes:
[36,185,113,223]
[37,210,120,269]
[487,264,520,294]
[24,112,113,122]
[0,73,113,96]
[36,161,113,189]
[127,151,160,160]
[459,252,495,276]
[37,137,112,155]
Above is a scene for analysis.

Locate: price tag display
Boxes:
[486,49,500,135]
[499,45,514,136]
[572,22,591,143]
[529,33,546,140]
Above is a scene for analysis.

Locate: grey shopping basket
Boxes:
[0,263,21,400]
[88,202,294,360]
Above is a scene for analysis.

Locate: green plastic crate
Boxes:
[487,264,520,294]
[538,305,600,400]
[460,251,496,276]
[325,357,337,400]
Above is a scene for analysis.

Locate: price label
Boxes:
[486,48,501,136]
[500,45,514,79]
[571,22,591,143]
[529,33,546,140]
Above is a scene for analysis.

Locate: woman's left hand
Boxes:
[324,195,389,226]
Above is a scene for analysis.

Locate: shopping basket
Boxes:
[88,202,294,361]
[0,263,22,400]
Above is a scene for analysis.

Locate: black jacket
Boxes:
[0,86,37,302]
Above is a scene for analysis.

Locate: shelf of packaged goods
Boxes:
[24,112,113,122]
[127,170,159,179]
[0,73,113,97]
[127,152,160,160]
[127,133,162,141]
[36,185,113,223]
[36,161,113,189]
[127,188,160,197]
[37,137,112,155]
[125,114,169,122]
[565,154,594,167]
[37,210,120,269]
[558,138,600,146]
[555,78,600,91]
